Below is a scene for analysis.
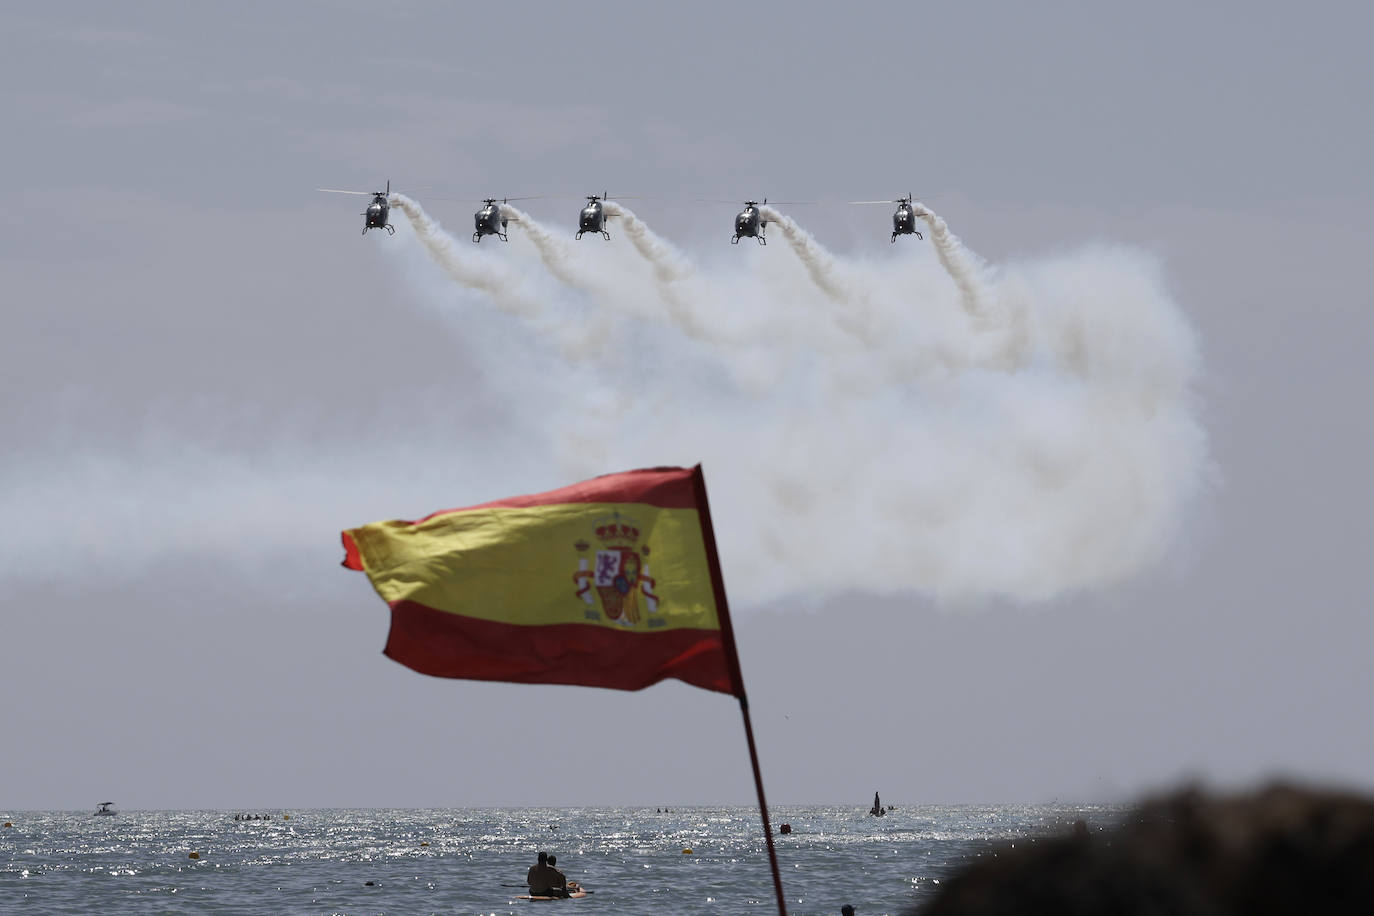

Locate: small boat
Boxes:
[94,802,116,816]
[869,792,886,817]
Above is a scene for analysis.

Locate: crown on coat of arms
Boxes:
[578,511,640,546]
[595,522,640,545]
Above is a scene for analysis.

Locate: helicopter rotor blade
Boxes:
[849,194,927,205]
[425,194,548,203]
[695,198,815,206]
[317,188,374,196]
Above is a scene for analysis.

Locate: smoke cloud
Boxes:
[1,199,1204,607]
[380,201,1207,604]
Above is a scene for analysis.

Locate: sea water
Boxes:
[0,805,1113,916]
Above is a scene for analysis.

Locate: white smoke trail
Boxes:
[912,202,991,320]
[601,200,692,282]
[500,203,594,291]
[902,201,1032,369]
[758,204,853,304]
[391,194,541,317]
[600,200,728,343]
[753,203,912,351]
[601,201,693,285]
[390,194,622,361]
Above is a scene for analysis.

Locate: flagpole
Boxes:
[736,694,788,916]
[691,465,788,916]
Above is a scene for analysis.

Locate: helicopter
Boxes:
[850,194,925,243]
[471,196,544,242]
[318,180,394,235]
[576,193,613,240]
[469,197,537,242]
[472,199,510,242]
[732,200,768,245]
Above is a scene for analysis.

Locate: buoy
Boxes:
[3,821,12,828]
[283,814,291,820]
[682,848,693,854]
[420,841,430,847]
[188,851,200,860]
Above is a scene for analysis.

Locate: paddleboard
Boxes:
[515,891,590,900]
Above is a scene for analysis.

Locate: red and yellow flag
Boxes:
[342,465,743,696]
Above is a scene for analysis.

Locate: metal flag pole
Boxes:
[735,693,788,916]
[691,465,788,916]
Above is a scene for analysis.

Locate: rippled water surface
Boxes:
[1,805,1112,915]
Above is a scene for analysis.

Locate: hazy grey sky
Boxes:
[3,2,1372,811]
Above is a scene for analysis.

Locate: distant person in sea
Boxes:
[907,783,1374,916]
[842,905,856,916]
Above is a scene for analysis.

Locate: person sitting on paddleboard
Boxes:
[527,852,570,898]
[544,854,572,897]
[526,851,549,888]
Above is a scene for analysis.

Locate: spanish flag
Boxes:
[342,465,743,697]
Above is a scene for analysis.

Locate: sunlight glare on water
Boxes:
[0,805,1112,915]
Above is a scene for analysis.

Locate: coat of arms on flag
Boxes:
[572,515,660,626]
